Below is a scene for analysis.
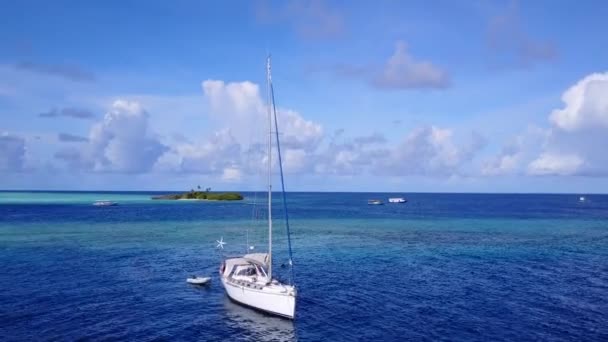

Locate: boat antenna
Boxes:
[268,55,296,285]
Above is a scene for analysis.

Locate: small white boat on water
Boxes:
[93,200,118,206]
[187,276,211,285]
[579,196,586,202]
[368,199,384,205]
[388,197,407,203]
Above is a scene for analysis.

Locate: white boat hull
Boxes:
[221,277,296,319]
[187,276,210,285]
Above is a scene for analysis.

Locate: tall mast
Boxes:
[270,58,296,285]
[266,55,273,281]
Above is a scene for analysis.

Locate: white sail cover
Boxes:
[244,253,269,265]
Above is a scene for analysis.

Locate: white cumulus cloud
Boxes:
[201,80,323,150]
[195,79,323,177]
[549,72,608,131]
[331,41,450,90]
[55,100,168,173]
[282,148,310,174]
[485,71,608,177]
[176,129,242,174]
[528,153,584,176]
[482,126,547,176]
[202,80,264,119]
[278,109,323,151]
[221,166,242,182]
[381,126,483,176]
[373,41,450,89]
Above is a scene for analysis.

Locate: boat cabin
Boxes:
[232,264,269,282]
[221,253,271,284]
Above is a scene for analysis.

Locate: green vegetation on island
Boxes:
[151,187,243,201]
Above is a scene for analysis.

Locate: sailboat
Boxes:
[218,56,297,319]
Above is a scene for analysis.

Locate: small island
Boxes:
[151,187,243,201]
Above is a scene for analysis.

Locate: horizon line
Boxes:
[0,189,603,195]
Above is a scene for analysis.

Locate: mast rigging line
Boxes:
[267,55,296,285]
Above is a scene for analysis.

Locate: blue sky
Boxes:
[1,0,608,192]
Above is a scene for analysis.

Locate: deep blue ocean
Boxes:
[1,191,607,341]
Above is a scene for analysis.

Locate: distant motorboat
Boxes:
[388,197,407,203]
[187,276,211,285]
[93,200,118,206]
[368,199,383,205]
[579,196,586,202]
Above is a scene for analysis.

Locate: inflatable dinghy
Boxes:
[187,276,211,285]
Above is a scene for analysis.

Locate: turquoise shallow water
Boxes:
[1,192,607,341]
[0,191,154,204]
